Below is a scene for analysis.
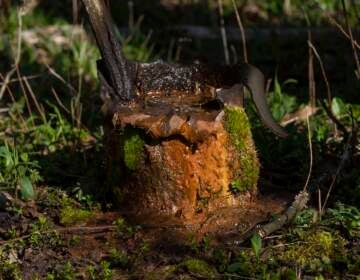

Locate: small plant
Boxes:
[109,248,129,268]
[113,217,137,238]
[47,261,77,280]
[0,260,22,280]
[99,261,113,280]
[325,203,360,237]
[0,142,41,200]
[267,76,298,122]
[251,233,262,260]
[28,216,61,248]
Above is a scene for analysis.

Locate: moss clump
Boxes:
[224,106,251,151]
[59,197,92,226]
[278,230,348,271]
[123,129,145,171]
[60,206,92,226]
[224,107,259,192]
[144,265,177,280]
[180,258,218,279]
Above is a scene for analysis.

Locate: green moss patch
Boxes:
[59,196,92,226]
[60,206,92,226]
[278,230,348,271]
[180,258,218,279]
[224,107,259,192]
[123,129,145,171]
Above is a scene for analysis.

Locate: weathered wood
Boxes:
[105,103,260,225]
[81,0,287,137]
[81,0,289,232]
[82,0,136,103]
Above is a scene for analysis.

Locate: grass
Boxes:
[0,2,359,279]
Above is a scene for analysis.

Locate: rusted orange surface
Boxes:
[105,99,260,234]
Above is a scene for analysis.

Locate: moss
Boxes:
[224,106,250,150]
[224,107,259,192]
[0,260,22,280]
[60,206,92,226]
[180,258,218,279]
[278,230,348,272]
[123,129,145,171]
[144,265,177,280]
[59,197,92,226]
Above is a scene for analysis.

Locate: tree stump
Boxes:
[104,98,260,227]
[81,0,288,236]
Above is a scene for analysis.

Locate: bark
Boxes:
[81,0,136,103]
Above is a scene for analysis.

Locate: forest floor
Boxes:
[0,2,359,279]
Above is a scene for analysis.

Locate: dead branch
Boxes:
[218,0,230,65]
[0,225,117,246]
[321,122,358,212]
[341,0,360,79]
[81,0,136,102]
[320,100,348,137]
[256,191,309,238]
[231,0,248,63]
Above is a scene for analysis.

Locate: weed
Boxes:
[46,261,77,280]
[267,76,298,122]
[0,260,22,280]
[109,248,129,268]
[99,261,113,280]
[28,216,62,249]
[251,233,262,261]
[0,142,41,200]
[87,265,97,280]
[325,203,360,237]
[113,217,137,238]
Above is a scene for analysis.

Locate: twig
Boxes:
[303,9,316,109]
[327,17,360,50]
[0,73,28,129]
[0,68,16,100]
[23,76,46,122]
[318,188,322,220]
[256,191,309,238]
[0,73,44,87]
[0,225,117,246]
[341,0,360,79]
[320,99,348,137]
[307,41,332,105]
[231,0,248,63]
[51,87,91,133]
[16,66,35,127]
[128,0,134,30]
[45,64,77,96]
[303,114,313,192]
[307,40,340,136]
[217,0,230,65]
[51,87,71,115]
[72,0,79,24]
[321,124,357,212]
